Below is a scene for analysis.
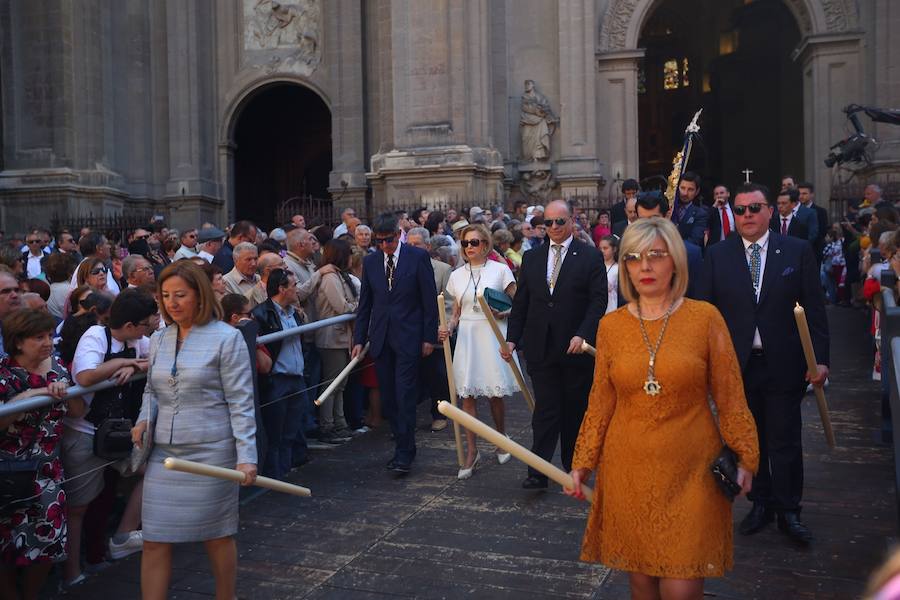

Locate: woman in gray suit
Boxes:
[132,260,257,600]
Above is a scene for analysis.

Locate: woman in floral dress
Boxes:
[0,309,84,599]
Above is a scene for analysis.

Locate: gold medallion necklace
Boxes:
[636,300,674,396]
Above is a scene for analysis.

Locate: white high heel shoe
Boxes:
[496,435,512,464]
[457,451,481,480]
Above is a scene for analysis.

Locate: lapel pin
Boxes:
[775,249,781,254]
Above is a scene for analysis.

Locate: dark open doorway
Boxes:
[637,0,803,197]
[233,83,332,229]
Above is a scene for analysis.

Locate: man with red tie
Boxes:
[707,184,735,246]
[770,188,810,241]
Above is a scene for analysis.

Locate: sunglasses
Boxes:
[135,234,150,240]
[623,249,670,263]
[374,236,396,245]
[732,203,766,216]
[26,239,41,244]
[459,239,486,248]
[545,218,569,227]
[90,267,108,276]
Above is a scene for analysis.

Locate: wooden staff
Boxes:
[163,457,311,497]
[793,303,836,448]
[438,293,466,467]
[438,401,593,502]
[315,342,369,406]
[476,294,535,412]
[581,341,597,357]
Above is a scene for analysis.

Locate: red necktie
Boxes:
[721,207,730,237]
[781,217,788,235]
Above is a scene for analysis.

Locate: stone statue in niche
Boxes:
[244,0,320,74]
[519,80,558,162]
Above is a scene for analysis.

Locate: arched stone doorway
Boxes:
[231,82,332,229]
[637,0,803,193]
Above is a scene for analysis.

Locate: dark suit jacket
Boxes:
[611,219,629,239]
[507,238,606,365]
[353,243,438,359]
[685,240,702,299]
[770,214,809,241]
[796,204,819,243]
[696,233,829,389]
[807,202,829,259]
[610,200,627,225]
[672,202,708,248]
[707,204,736,246]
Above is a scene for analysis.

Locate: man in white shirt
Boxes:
[61,289,156,585]
[23,230,47,278]
[707,184,735,246]
[332,207,357,238]
[196,227,225,262]
[223,242,266,308]
[172,228,200,260]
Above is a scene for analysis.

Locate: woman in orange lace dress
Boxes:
[567,218,759,600]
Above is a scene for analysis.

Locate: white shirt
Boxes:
[545,235,573,293]
[64,325,150,435]
[198,250,214,263]
[715,204,735,239]
[384,241,403,273]
[605,263,619,314]
[742,231,770,349]
[173,245,199,261]
[69,259,121,296]
[25,253,44,279]
[333,223,349,238]
[778,211,794,234]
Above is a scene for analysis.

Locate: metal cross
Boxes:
[742,168,753,183]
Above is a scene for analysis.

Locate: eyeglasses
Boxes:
[732,203,766,216]
[623,249,671,263]
[374,236,396,245]
[186,233,197,239]
[545,218,569,227]
[135,234,150,240]
[90,267,108,276]
[26,239,41,244]
[459,239,486,248]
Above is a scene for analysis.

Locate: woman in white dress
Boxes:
[599,235,619,314]
[439,224,520,479]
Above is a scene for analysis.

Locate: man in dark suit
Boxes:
[610,178,640,225]
[611,195,637,239]
[697,183,829,546]
[353,214,439,474]
[636,191,702,299]
[670,171,708,248]
[798,182,829,265]
[770,188,810,241]
[707,184,736,246]
[504,200,606,489]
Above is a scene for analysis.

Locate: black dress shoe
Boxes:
[739,503,774,535]
[522,476,548,490]
[291,456,311,469]
[392,462,411,474]
[777,512,813,545]
[385,458,397,470]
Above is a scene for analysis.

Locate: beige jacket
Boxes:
[314,271,359,349]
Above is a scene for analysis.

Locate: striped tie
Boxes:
[549,245,563,291]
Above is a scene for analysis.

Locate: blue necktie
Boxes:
[749,243,761,294]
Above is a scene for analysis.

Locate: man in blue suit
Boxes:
[353,213,439,474]
[670,171,708,248]
[770,187,818,243]
[636,191,703,299]
[697,183,829,546]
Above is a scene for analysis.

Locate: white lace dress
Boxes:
[446,260,521,398]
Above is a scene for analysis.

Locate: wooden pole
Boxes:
[438,293,466,467]
[438,401,593,502]
[793,303,836,448]
[163,457,312,497]
[476,294,535,412]
[581,341,597,357]
[315,342,369,407]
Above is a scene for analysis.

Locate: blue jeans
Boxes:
[260,374,308,480]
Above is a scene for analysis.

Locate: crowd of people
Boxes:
[0,172,892,598]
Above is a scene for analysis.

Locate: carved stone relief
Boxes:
[243,0,321,75]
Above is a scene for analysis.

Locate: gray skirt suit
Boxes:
[138,320,256,543]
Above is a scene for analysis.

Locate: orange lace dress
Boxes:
[572,299,759,579]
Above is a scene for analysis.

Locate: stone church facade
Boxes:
[0,0,893,233]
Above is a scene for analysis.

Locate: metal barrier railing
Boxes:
[0,313,356,419]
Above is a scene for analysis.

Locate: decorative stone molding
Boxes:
[243,0,321,76]
[597,0,638,52]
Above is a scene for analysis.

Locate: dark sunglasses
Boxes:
[26,239,41,244]
[545,218,568,227]
[374,236,396,245]
[459,239,485,248]
[135,234,150,240]
[732,203,765,216]
[90,266,108,276]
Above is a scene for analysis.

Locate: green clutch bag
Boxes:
[483,287,513,313]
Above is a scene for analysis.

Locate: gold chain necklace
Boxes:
[636,300,674,396]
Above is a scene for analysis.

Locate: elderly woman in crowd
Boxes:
[131,261,256,600]
[439,223,519,480]
[75,257,109,294]
[315,239,360,443]
[0,309,84,600]
[567,218,759,600]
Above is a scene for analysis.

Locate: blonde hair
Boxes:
[458,224,493,263]
[157,260,222,326]
[618,217,688,303]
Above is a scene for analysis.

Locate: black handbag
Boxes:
[710,445,742,501]
[93,418,135,461]
[0,409,49,514]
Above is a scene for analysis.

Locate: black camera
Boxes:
[824,134,872,168]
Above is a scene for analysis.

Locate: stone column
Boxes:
[327,0,368,219]
[367,0,503,212]
[555,0,602,200]
[595,50,644,186]
[797,33,864,207]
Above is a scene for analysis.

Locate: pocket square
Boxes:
[782,266,795,276]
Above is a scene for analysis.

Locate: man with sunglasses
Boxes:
[22,230,47,279]
[505,200,606,490]
[173,228,200,260]
[353,213,439,474]
[697,183,829,547]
